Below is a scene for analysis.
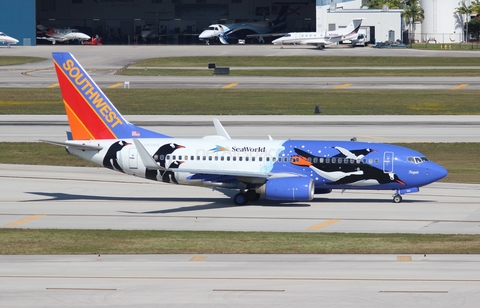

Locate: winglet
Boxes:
[52,52,171,140]
[213,118,231,139]
[132,139,165,170]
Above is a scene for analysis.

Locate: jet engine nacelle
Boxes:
[256,177,314,201]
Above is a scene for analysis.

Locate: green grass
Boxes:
[1,88,480,115]
[0,142,478,184]
[1,229,480,254]
[0,56,47,66]
[130,56,480,67]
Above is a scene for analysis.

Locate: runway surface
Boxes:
[2,45,480,89]
[1,254,480,308]
[1,164,479,234]
[1,114,479,143]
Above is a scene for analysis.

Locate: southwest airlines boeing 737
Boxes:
[42,52,447,205]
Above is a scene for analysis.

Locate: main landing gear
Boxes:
[233,190,261,205]
[393,194,403,203]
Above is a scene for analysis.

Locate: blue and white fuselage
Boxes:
[65,137,447,204]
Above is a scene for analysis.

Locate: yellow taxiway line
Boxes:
[452,84,469,90]
[334,83,352,89]
[222,83,239,89]
[46,83,59,88]
[108,82,124,88]
[307,219,341,231]
[6,214,45,227]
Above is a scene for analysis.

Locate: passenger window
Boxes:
[159,155,164,161]
[184,156,187,161]
[374,158,379,164]
[272,158,276,162]
[338,158,342,164]
[166,155,170,160]
[191,156,194,160]
[368,158,373,164]
[259,157,262,162]
[203,156,206,160]
[252,157,255,162]
[172,155,176,160]
[209,156,212,161]
[326,158,330,163]
[221,156,224,161]
[227,157,230,161]
[233,157,236,161]
[319,158,324,163]
[245,157,249,161]
[178,155,182,160]
[239,157,243,161]
[332,158,336,163]
[215,156,218,161]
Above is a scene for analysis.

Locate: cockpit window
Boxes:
[408,156,428,164]
[284,34,291,38]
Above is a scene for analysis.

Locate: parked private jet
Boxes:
[272,18,364,49]
[42,52,447,205]
[199,5,289,44]
[0,32,19,47]
[36,25,90,44]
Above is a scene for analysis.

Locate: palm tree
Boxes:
[456,0,473,42]
[402,0,424,44]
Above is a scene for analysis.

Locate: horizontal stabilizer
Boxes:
[132,139,165,170]
[37,139,103,151]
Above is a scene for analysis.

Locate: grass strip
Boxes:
[1,88,480,115]
[0,56,47,66]
[1,229,479,254]
[0,142,478,184]
[130,56,480,67]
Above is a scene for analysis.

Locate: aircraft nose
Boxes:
[428,163,448,182]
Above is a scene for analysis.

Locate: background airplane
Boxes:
[199,5,289,44]
[0,32,19,47]
[36,24,90,44]
[43,52,447,205]
[272,18,364,49]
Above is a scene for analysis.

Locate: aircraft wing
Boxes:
[245,32,286,39]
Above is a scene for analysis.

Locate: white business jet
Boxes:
[0,32,19,47]
[272,18,364,50]
[36,25,90,44]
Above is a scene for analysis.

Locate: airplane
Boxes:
[41,52,448,205]
[199,5,289,44]
[272,18,364,50]
[36,24,91,44]
[0,32,19,47]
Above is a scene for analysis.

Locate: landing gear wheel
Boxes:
[245,190,261,201]
[233,193,248,205]
[393,194,403,203]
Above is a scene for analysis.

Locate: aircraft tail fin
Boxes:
[342,18,364,40]
[274,5,290,23]
[52,52,171,140]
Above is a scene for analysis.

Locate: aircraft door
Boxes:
[383,151,394,173]
[129,148,138,169]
